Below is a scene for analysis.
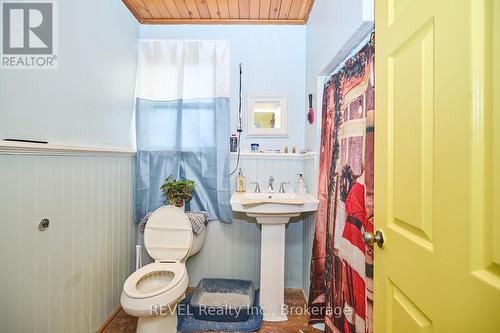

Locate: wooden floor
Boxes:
[103,289,321,333]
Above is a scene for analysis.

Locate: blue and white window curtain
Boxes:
[135,40,232,222]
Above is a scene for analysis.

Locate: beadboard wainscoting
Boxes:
[0,146,135,333]
[184,152,316,289]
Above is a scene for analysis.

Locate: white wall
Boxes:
[0,152,135,333]
[305,0,372,151]
[302,0,374,297]
[139,24,307,151]
[0,0,138,149]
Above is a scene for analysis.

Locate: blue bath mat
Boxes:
[177,291,263,332]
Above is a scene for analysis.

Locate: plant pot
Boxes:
[174,198,185,208]
[167,199,185,211]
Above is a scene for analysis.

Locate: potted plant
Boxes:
[161,175,195,209]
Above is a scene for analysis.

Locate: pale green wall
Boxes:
[0,154,135,333]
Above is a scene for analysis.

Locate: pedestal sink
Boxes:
[230,192,319,322]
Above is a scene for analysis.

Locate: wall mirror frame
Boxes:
[246,93,288,137]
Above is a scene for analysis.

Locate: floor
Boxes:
[103,289,321,333]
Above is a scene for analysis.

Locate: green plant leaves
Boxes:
[160,175,195,206]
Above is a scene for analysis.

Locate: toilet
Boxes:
[121,205,206,333]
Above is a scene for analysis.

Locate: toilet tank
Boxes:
[187,227,206,258]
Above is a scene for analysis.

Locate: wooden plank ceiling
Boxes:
[123,0,314,24]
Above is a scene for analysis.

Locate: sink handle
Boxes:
[250,182,261,193]
[279,182,290,193]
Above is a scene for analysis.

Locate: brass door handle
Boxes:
[363,230,384,248]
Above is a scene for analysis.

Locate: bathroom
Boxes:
[0,0,499,333]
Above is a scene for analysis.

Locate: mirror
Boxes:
[246,94,288,136]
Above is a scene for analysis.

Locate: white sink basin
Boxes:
[230,192,319,216]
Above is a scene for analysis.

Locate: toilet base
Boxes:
[136,313,177,333]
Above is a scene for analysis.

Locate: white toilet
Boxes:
[121,205,206,333]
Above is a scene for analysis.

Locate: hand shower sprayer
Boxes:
[237,63,243,133]
[230,63,243,176]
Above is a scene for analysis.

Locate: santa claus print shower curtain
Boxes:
[309,32,375,333]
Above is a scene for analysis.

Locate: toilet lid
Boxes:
[144,206,193,261]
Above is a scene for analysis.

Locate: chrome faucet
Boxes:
[268,176,275,193]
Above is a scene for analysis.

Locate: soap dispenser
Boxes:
[296,174,307,194]
[236,168,246,192]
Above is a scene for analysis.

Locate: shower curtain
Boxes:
[309,32,375,333]
[134,40,232,223]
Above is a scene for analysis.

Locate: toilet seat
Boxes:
[120,261,189,318]
[144,206,193,262]
[123,261,186,299]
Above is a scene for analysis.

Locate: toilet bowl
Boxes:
[121,205,206,333]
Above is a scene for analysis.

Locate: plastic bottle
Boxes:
[296,174,307,194]
[236,168,246,192]
[230,133,238,152]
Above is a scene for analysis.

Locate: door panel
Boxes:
[390,19,434,251]
[493,1,500,271]
[387,280,432,333]
[375,0,500,331]
[470,0,500,288]
[388,0,412,25]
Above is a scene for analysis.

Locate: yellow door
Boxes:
[374,0,500,332]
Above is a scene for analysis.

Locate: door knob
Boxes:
[363,230,384,248]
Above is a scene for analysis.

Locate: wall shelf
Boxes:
[230,151,316,160]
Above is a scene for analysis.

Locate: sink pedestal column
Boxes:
[249,213,299,322]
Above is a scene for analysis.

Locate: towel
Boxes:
[139,208,209,234]
[186,211,209,234]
